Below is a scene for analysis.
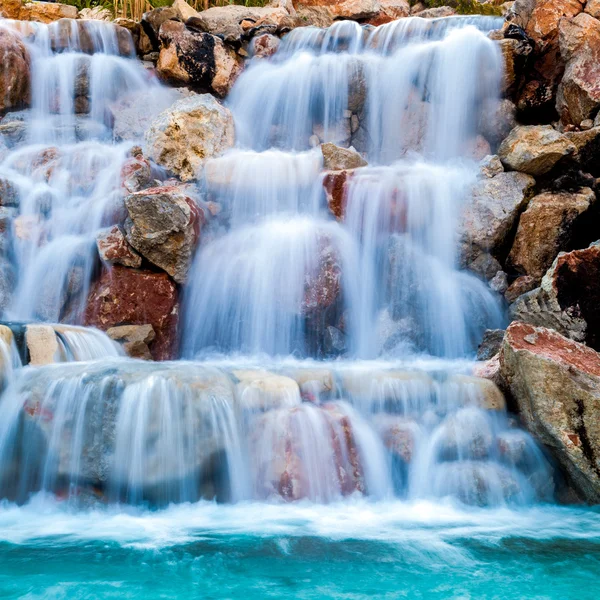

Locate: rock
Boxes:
[509,243,600,346]
[435,408,494,461]
[477,329,506,361]
[472,354,502,388]
[322,169,355,220]
[373,415,418,463]
[19,1,78,23]
[490,270,509,293]
[366,0,410,25]
[587,0,600,19]
[556,13,600,126]
[187,5,298,44]
[124,186,204,284]
[302,235,341,316]
[96,225,142,269]
[448,374,507,411]
[468,252,503,281]
[505,274,538,303]
[25,324,59,366]
[251,33,280,58]
[120,153,152,193]
[172,0,199,21]
[84,267,179,361]
[507,188,595,280]
[79,6,112,21]
[498,37,533,98]
[0,28,31,113]
[145,94,235,182]
[157,21,243,97]
[114,18,153,57]
[106,324,155,360]
[321,143,367,171]
[479,155,504,178]
[500,321,600,503]
[0,0,22,19]
[460,171,535,265]
[498,125,576,176]
[141,5,182,51]
[323,325,346,356]
[418,6,456,18]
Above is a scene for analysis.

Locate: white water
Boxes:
[0,15,563,511]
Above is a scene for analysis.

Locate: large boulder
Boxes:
[511,243,600,349]
[507,188,595,280]
[124,186,204,284]
[145,94,235,182]
[500,321,600,503]
[508,0,585,120]
[460,171,536,266]
[19,1,78,22]
[187,4,299,44]
[556,12,600,126]
[498,125,576,175]
[96,225,142,269]
[321,143,367,171]
[366,0,410,25]
[157,21,242,98]
[0,28,31,113]
[84,267,179,361]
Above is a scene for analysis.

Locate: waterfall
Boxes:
[0,14,556,509]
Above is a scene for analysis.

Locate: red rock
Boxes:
[96,225,142,269]
[0,28,31,113]
[505,275,538,303]
[84,266,179,360]
[251,33,280,58]
[323,169,353,220]
[500,321,600,502]
[302,236,341,314]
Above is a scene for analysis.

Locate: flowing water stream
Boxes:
[0,13,597,599]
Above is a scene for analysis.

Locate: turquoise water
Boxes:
[0,497,599,599]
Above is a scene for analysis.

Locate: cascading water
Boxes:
[0,15,559,508]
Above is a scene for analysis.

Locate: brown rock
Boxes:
[321,143,367,171]
[0,28,31,113]
[366,0,410,25]
[19,1,79,23]
[157,21,242,98]
[106,324,155,360]
[0,0,22,19]
[586,0,600,19]
[417,6,456,18]
[322,169,355,220]
[498,125,575,175]
[84,266,179,361]
[96,225,142,269]
[124,186,204,284]
[556,13,600,126]
[500,321,600,503]
[505,274,538,303]
[251,33,280,58]
[507,188,595,280]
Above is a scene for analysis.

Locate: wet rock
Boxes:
[302,236,341,316]
[498,125,576,176]
[19,1,78,23]
[477,329,506,361]
[435,408,494,461]
[323,326,346,356]
[460,171,535,265]
[556,12,600,126]
[187,4,298,45]
[321,143,367,171]
[0,28,31,113]
[478,155,504,178]
[157,21,243,98]
[507,188,595,281]
[498,37,533,98]
[500,321,600,503]
[25,324,59,366]
[505,274,538,303]
[365,0,409,25]
[145,93,235,182]
[323,170,354,220]
[233,370,301,412]
[96,225,142,269]
[373,415,418,463]
[120,153,152,194]
[251,33,280,58]
[84,267,179,361]
[106,324,155,360]
[490,270,509,293]
[114,18,153,57]
[448,374,507,411]
[124,186,204,284]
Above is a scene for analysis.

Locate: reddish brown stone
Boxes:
[0,27,30,113]
[84,266,179,360]
[505,275,538,303]
[323,169,353,220]
[96,225,142,269]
